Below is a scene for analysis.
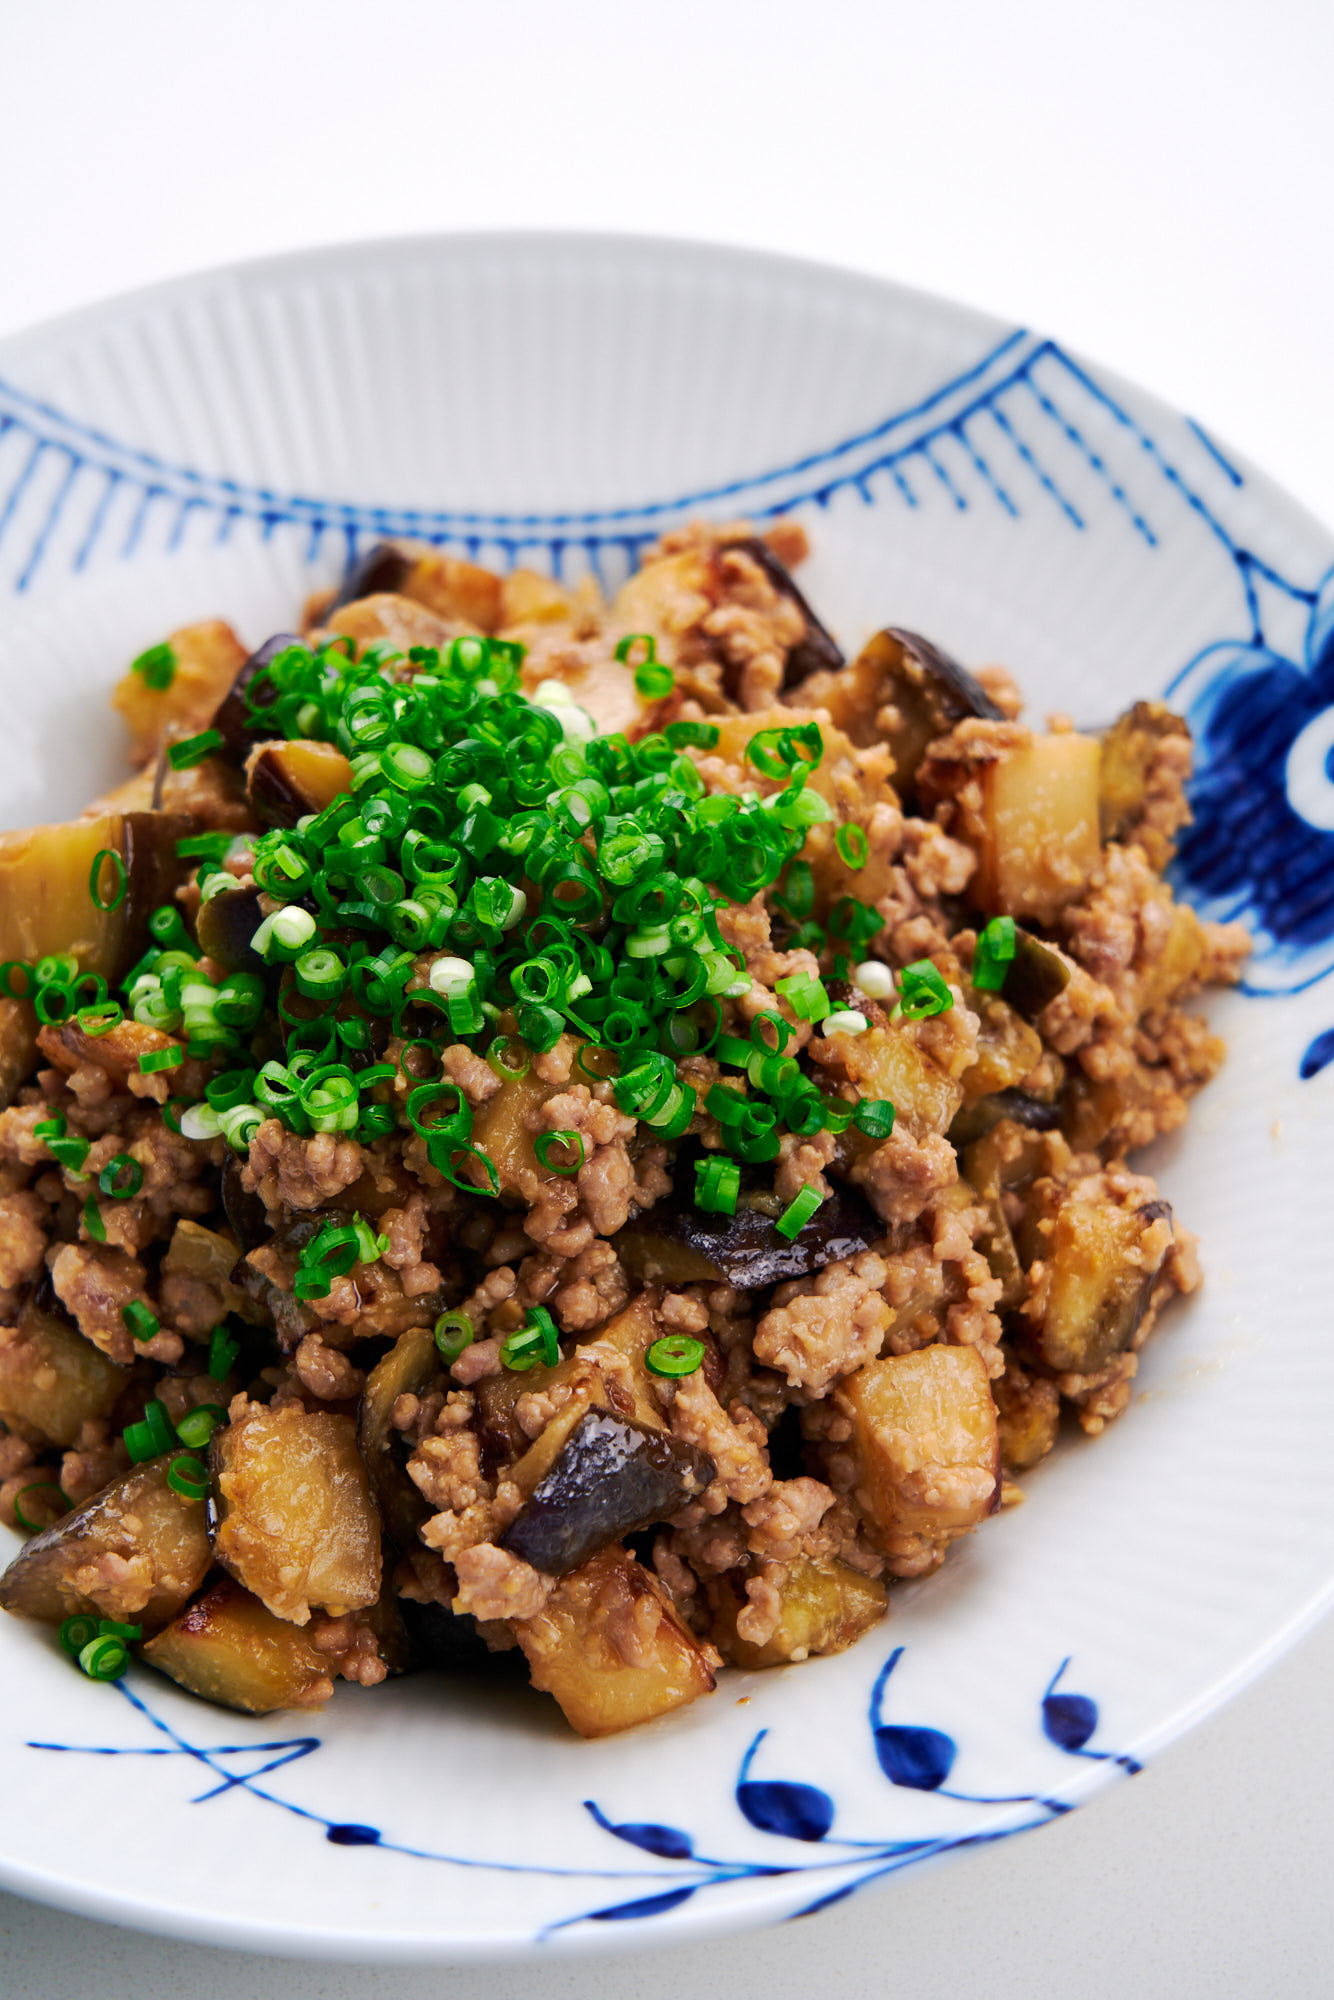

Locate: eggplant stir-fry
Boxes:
[0,523,1245,1734]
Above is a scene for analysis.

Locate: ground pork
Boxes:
[452,1543,553,1622]
[741,1477,836,1561]
[243,1121,363,1215]
[294,1334,365,1402]
[438,1042,502,1108]
[309,1610,389,1688]
[378,1194,441,1298]
[756,1252,891,1394]
[0,1190,47,1289]
[667,1370,771,1510]
[48,1242,182,1366]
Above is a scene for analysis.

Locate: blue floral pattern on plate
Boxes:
[26,1645,1138,1938]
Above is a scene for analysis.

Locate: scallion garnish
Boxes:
[646,1334,705,1378]
[121,1301,159,1344]
[972,915,1017,992]
[500,1306,561,1372]
[130,641,177,690]
[175,1404,226,1450]
[433,1311,473,1363]
[775,1186,825,1239]
[895,960,954,1020]
[167,728,224,770]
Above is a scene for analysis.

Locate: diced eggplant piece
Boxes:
[706,1556,887,1669]
[614,1179,881,1292]
[330,544,503,630]
[329,542,413,611]
[500,1408,712,1576]
[111,620,249,767]
[970,732,1102,924]
[212,1404,382,1625]
[357,1326,441,1551]
[1017,1180,1175,1374]
[959,992,1044,1104]
[210,633,303,765]
[992,1356,1061,1472]
[0,808,193,981]
[160,1219,256,1327]
[1099,701,1192,866]
[801,626,1002,785]
[960,1130,1027,1310]
[727,537,844,691]
[221,1152,269,1256]
[824,1009,972,1139]
[476,1292,666,1468]
[0,1458,212,1632]
[195,884,266,972]
[37,1014,181,1087]
[0,1303,128,1448]
[246,738,354,828]
[834,1346,1000,1574]
[513,1544,716,1737]
[1001,927,1073,1021]
[141,1576,334,1713]
[0,995,37,1111]
[949,1088,1063,1148]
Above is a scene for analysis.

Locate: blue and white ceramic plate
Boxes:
[1,234,1332,1963]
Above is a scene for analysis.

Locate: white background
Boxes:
[1,1,1331,1992]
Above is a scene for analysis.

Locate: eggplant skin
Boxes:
[195,885,266,972]
[328,542,413,614]
[500,1409,713,1576]
[949,1088,1063,1148]
[211,633,302,765]
[614,1178,881,1291]
[731,538,846,690]
[1001,928,1072,1022]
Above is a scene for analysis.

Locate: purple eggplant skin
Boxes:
[210,633,303,765]
[949,1089,1064,1148]
[221,1153,269,1258]
[1001,928,1072,1022]
[500,1409,713,1576]
[886,627,1004,728]
[195,885,266,973]
[730,537,845,692]
[614,1178,881,1292]
[328,542,412,614]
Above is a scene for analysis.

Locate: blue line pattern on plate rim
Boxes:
[24,1644,1138,1937]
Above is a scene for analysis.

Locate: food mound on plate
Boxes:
[0,522,1247,1734]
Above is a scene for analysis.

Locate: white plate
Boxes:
[0,233,1331,1964]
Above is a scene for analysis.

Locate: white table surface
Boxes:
[1,2,1331,1990]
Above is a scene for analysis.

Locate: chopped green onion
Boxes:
[534,1129,585,1175]
[166,1454,210,1501]
[851,1098,897,1139]
[78,1635,130,1681]
[175,1404,226,1450]
[635,659,674,700]
[895,960,954,1020]
[12,1482,68,1532]
[88,847,128,913]
[774,971,830,1023]
[665,721,719,750]
[433,1311,474,1363]
[834,824,869,869]
[130,641,177,690]
[0,960,33,1000]
[485,1034,530,1080]
[121,1301,160,1344]
[207,1326,241,1380]
[123,1399,175,1464]
[138,1044,184,1074]
[694,1155,740,1214]
[58,1614,102,1658]
[98,1154,143,1199]
[972,915,1018,992]
[500,1306,561,1372]
[775,1186,825,1239]
[167,728,224,771]
[852,960,895,1001]
[823,1008,868,1036]
[82,1194,107,1243]
[646,1335,705,1378]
